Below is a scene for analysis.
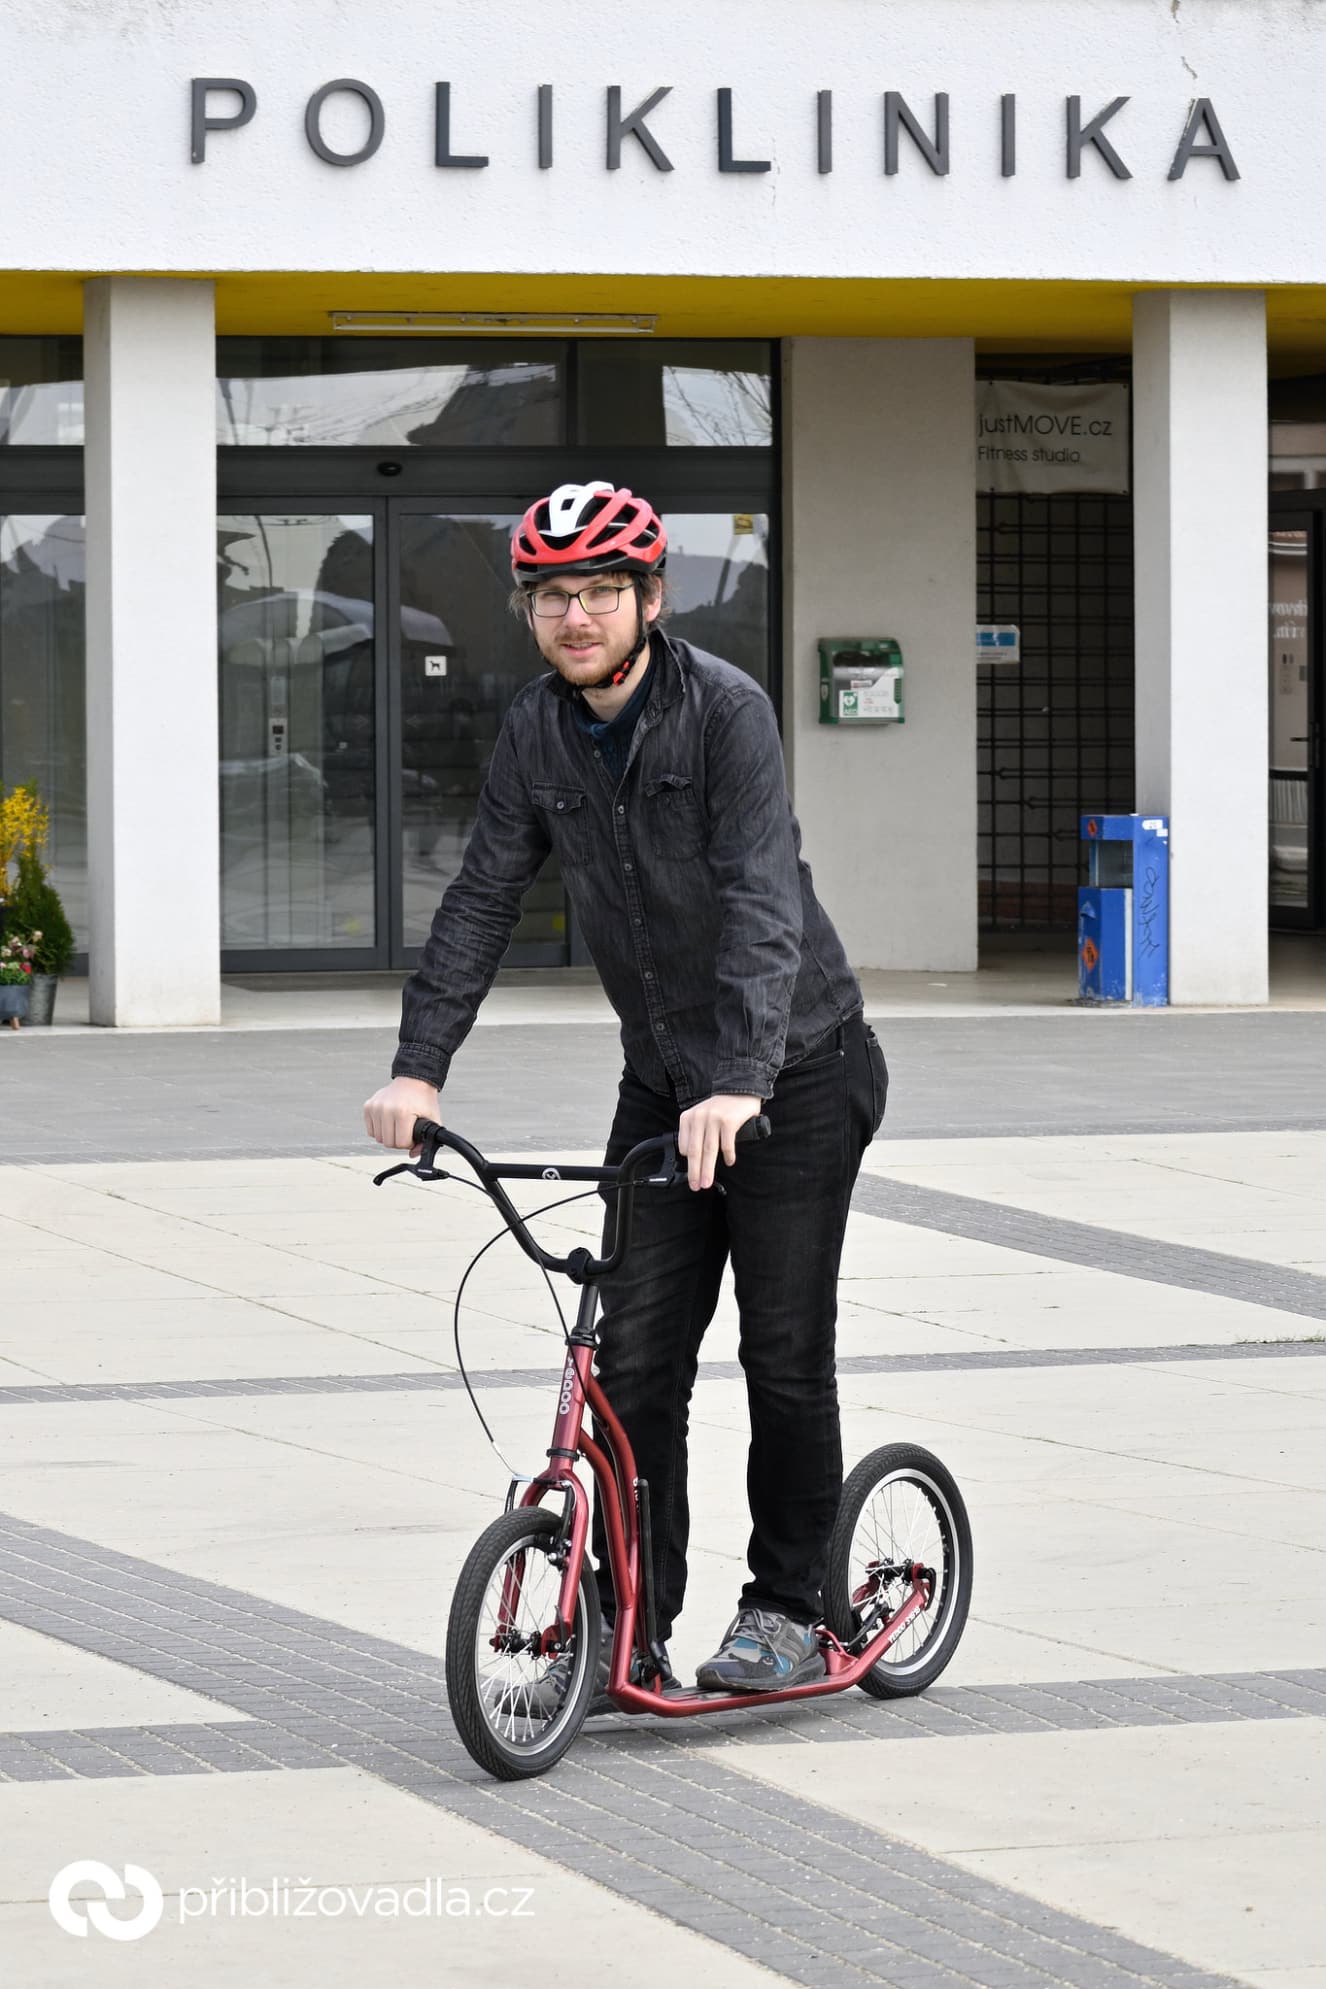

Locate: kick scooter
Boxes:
[376,1116,972,1781]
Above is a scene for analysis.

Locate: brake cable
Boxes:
[378,1161,613,1472]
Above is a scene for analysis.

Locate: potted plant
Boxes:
[5,845,75,1025]
[0,931,36,1029]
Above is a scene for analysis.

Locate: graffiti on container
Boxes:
[1137,861,1163,958]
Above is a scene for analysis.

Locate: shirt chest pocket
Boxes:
[531,783,592,864]
[644,773,707,861]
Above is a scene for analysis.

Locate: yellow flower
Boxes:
[0,784,50,898]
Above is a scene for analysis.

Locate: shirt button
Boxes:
[645,971,654,980]
[556,801,565,811]
[633,917,642,926]
[624,862,633,872]
[616,805,625,816]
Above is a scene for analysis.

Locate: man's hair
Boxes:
[507,570,670,623]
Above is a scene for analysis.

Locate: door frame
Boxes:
[1269,494,1325,932]
[217,450,779,974]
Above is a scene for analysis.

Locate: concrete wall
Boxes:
[783,338,977,971]
[0,0,1316,284]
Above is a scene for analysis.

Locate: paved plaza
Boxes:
[2,997,1326,1986]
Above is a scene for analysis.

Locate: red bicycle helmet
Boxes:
[511,482,667,581]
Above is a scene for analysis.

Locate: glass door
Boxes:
[391,501,773,971]
[392,508,566,965]
[221,491,774,971]
[218,508,385,966]
[1268,514,1321,928]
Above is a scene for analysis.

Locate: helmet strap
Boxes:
[585,577,651,693]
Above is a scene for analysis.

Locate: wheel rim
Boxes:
[847,1468,961,1678]
[471,1532,589,1754]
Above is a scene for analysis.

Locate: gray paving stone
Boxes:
[0,1507,1264,1988]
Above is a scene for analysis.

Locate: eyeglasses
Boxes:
[528,580,633,619]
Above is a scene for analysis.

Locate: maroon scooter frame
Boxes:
[389,1117,936,1722]
[516,1330,933,1717]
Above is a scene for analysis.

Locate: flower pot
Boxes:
[25,973,57,1026]
[0,982,31,1027]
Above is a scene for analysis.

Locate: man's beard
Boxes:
[539,595,647,691]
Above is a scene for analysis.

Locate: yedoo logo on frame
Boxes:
[48,1861,165,1942]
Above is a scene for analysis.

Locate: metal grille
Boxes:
[977,490,1135,930]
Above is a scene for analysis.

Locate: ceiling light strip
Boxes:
[329,310,657,336]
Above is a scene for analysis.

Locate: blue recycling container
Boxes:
[1077,815,1169,1007]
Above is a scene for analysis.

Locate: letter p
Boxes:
[191,78,257,164]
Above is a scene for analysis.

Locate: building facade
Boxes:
[1,0,1323,1020]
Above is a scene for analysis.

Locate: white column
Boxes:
[84,278,220,1026]
[1133,290,1268,1006]
[783,337,977,969]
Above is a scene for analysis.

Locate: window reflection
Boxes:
[577,340,773,447]
[397,512,567,954]
[664,512,771,687]
[1268,526,1311,910]
[0,338,85,444]
[0,515,87,945]
[1270,423,1326,492]
[216,339,561,447]
[218,515,377,949]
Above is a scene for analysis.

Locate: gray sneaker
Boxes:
[695,1607,826,1692]
[589,1624,682,1715]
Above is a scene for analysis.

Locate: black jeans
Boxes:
[592,1013,888,1637]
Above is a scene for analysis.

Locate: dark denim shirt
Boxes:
[572,652,654,783]
[394,631,863,1107]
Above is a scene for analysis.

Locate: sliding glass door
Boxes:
[219,490,773,972]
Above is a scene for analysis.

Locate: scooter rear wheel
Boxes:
[825,1443,972,1698]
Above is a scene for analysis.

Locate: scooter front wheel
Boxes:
[825,1443,972,1698]
[446,1506,601,1780]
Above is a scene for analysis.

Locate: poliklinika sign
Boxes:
[189,81,1240,182]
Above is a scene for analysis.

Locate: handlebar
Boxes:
[373,1114,771,1285]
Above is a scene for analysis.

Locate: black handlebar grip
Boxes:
[736,1114,772,1146]
[413,1117,439,1145]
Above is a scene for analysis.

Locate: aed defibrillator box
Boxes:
[817,637,905,725]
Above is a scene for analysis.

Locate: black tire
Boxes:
[825,1443,972,1698]
[446,1507,601,1780]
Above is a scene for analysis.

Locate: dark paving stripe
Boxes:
[2,1337,1322,1407]
[0,1509,1255,1987]
[616,1668,1326,1751]
[5,1010,1326,1162]
[0,1719,340,1782]
[9,1667,1326,1778]
[857,1173,1326,1322]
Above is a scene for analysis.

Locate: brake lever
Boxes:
[373,1160,452,1187]
[642,1137,682,1188]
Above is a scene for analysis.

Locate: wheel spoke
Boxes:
[460,1522,594,1762]
[845,1466,962,1675]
